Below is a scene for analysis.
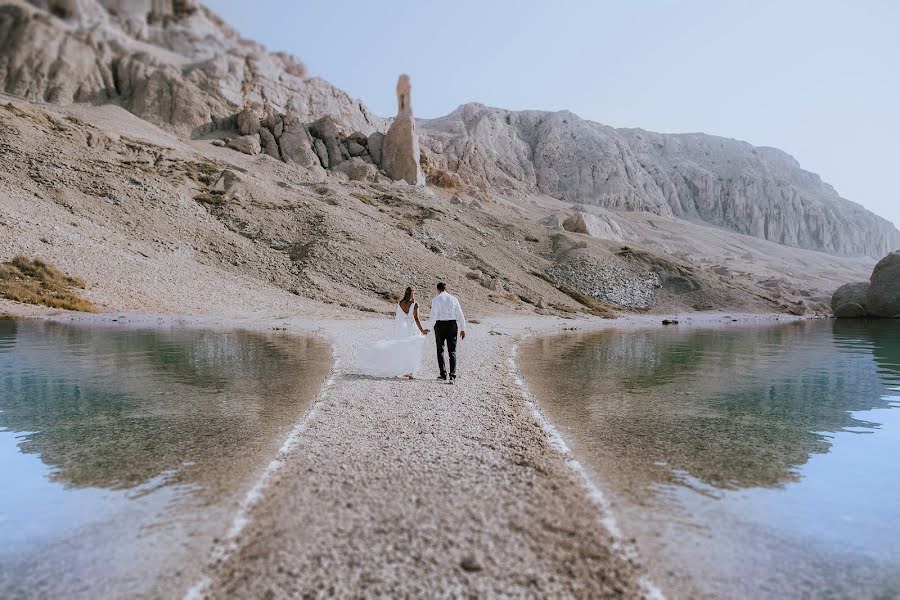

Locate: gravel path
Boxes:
[194,319,647,598]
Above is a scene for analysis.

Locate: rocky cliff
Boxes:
[418,104,899,258]
[2,0,897,259]
[0,0,384,133]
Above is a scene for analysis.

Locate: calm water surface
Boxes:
[0,319,330,599]
[522,320,900,599]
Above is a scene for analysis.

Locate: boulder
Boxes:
[866,250,900,317]
[367,132,385,164]
[831,282,869,317]
[313,138,329,169]
[259,127,280,159]
[562,210,626,242]
[336,157,378,183]
[236,108,259,135]
[381,75,425,185]
[227,134,261,155]
[539,214,564,228]
[279,117,319,168]
[432,169,461,188]
[347,141,367,157]
[347,131,368,146]
[309,115,344,168]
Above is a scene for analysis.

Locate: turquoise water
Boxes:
[522,320,900,599]
[0,319,330,599]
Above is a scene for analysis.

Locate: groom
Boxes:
[429,282,466,383]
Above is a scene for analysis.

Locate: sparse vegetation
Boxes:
[0,256,96,312]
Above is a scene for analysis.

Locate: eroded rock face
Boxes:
[381,74,424,186]
[1,0,385,133]
[418,103,900,258]
[866,251,900,317]
[831,282,869,318]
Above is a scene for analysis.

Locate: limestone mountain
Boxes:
[417,104,899,258]
[0,0,383,133]
[1,0,897,260]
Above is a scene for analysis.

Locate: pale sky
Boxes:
[206,0,899,229]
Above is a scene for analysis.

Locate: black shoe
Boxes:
[437,375,447,381]
[449,375,456,384]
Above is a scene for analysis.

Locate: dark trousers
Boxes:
[434,320,458,378]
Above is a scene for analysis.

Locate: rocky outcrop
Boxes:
[866,251,900,317]
[335,157,378,183]
[367,132,384,164]
[4,0,895,259]
[831,282,869,318]
[236,108,260,136]
[381,75,424,186]
[418,103,900,258]
[831,251,900,317]
[0,0,385,134]
[562,210,627,243]
[227,134,260,155]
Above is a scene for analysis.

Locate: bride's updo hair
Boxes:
[401,287,414,304]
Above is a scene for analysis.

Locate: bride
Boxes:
[356,287,430,379]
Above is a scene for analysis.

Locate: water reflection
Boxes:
[521,319,900,598]
[0,319,330,598]
[524,321,897,491]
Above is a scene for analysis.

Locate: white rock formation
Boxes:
[380,74,424,186]
[3,0,896,258]
[562,210,627,243]
[0,0,386,133]
[418,103,900,258]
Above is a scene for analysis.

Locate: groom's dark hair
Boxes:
[436,282,446,291]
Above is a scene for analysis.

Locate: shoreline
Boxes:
[1,301,803,596]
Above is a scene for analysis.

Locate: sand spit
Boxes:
[3,302,796,597]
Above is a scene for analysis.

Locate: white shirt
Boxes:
[429,292,466,332]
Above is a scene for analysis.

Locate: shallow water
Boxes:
[521,319,900,599]
[0,319,330,599]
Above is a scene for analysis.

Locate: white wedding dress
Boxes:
[356,303,426,377]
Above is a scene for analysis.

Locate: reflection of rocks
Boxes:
[522,322,900,493]
[0,321,329,493]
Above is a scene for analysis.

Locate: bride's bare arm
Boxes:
[414,304,429,335]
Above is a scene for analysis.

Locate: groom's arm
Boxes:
[455,298,467,337]
[426,297,437,330]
